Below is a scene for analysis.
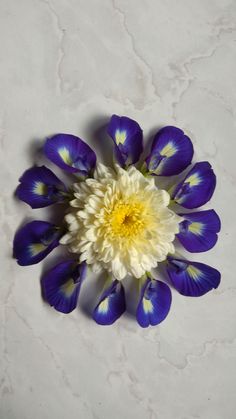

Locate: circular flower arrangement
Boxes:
[13,115,221,327]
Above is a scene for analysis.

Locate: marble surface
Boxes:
[1,1,236,418]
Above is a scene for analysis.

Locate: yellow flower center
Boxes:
[107,199,146,239]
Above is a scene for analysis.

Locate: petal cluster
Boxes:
[13,114,221,327]
[61,164,180,280]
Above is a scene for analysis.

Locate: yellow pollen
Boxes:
[107,200,146,239]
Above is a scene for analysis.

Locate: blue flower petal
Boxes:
[13,221,61,266]
[166,257,221,297]
[16,166,67,208]
[177,210,221,252]
[171,162,216,208]
[145,126,193,176]
[44,134,96,176]
[136,277,172,328]
[107,115,143,167]
[93,279,126,325]
[41,260,86,314]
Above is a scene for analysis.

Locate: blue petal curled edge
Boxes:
[13,220,62,265]
[41,260,87,314]
[166,256,221,297]
[136,276,172,328]
[170,162,216,209]
[93,279,126,325]
[177,209,221,252]
[44,134,96,177]
[107,114,143,167]
[16,165,67,208]
[145,126,193,176]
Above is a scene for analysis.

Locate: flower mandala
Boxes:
[13,115,221,327]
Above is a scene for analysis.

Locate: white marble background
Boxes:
[1,1,236,418]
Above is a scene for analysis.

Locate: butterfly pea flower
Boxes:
[136,274,172,328]
[44,133,96,178]
[16,166,67,208]
[170,161,216,209]
[177,210,221,253]
[13,221,62,266]
[166,257,221,297]
[13,115,221,327]
[41,260,86,314]
[107,114,143,167]
[144,126,194,176]
[93,279,126,325]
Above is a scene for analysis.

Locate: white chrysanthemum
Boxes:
[60,164,181,280]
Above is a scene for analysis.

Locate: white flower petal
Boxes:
[63,165,180,279]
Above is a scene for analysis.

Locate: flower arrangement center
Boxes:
[13,115,221,327]
[108,200,145,238]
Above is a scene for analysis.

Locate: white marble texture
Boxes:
[1,0,236,418]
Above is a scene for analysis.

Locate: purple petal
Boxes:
[44,134,96,176]
[166,256,221,297]
[136,277,172,328]
[41,260,87,314]
[171,162,216,208]
[16,166,67,208]
[145,126,193,176]
[93,279,126,325]
[13,221,61,266]
[177,210,221,252]
[107,115,143,166]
